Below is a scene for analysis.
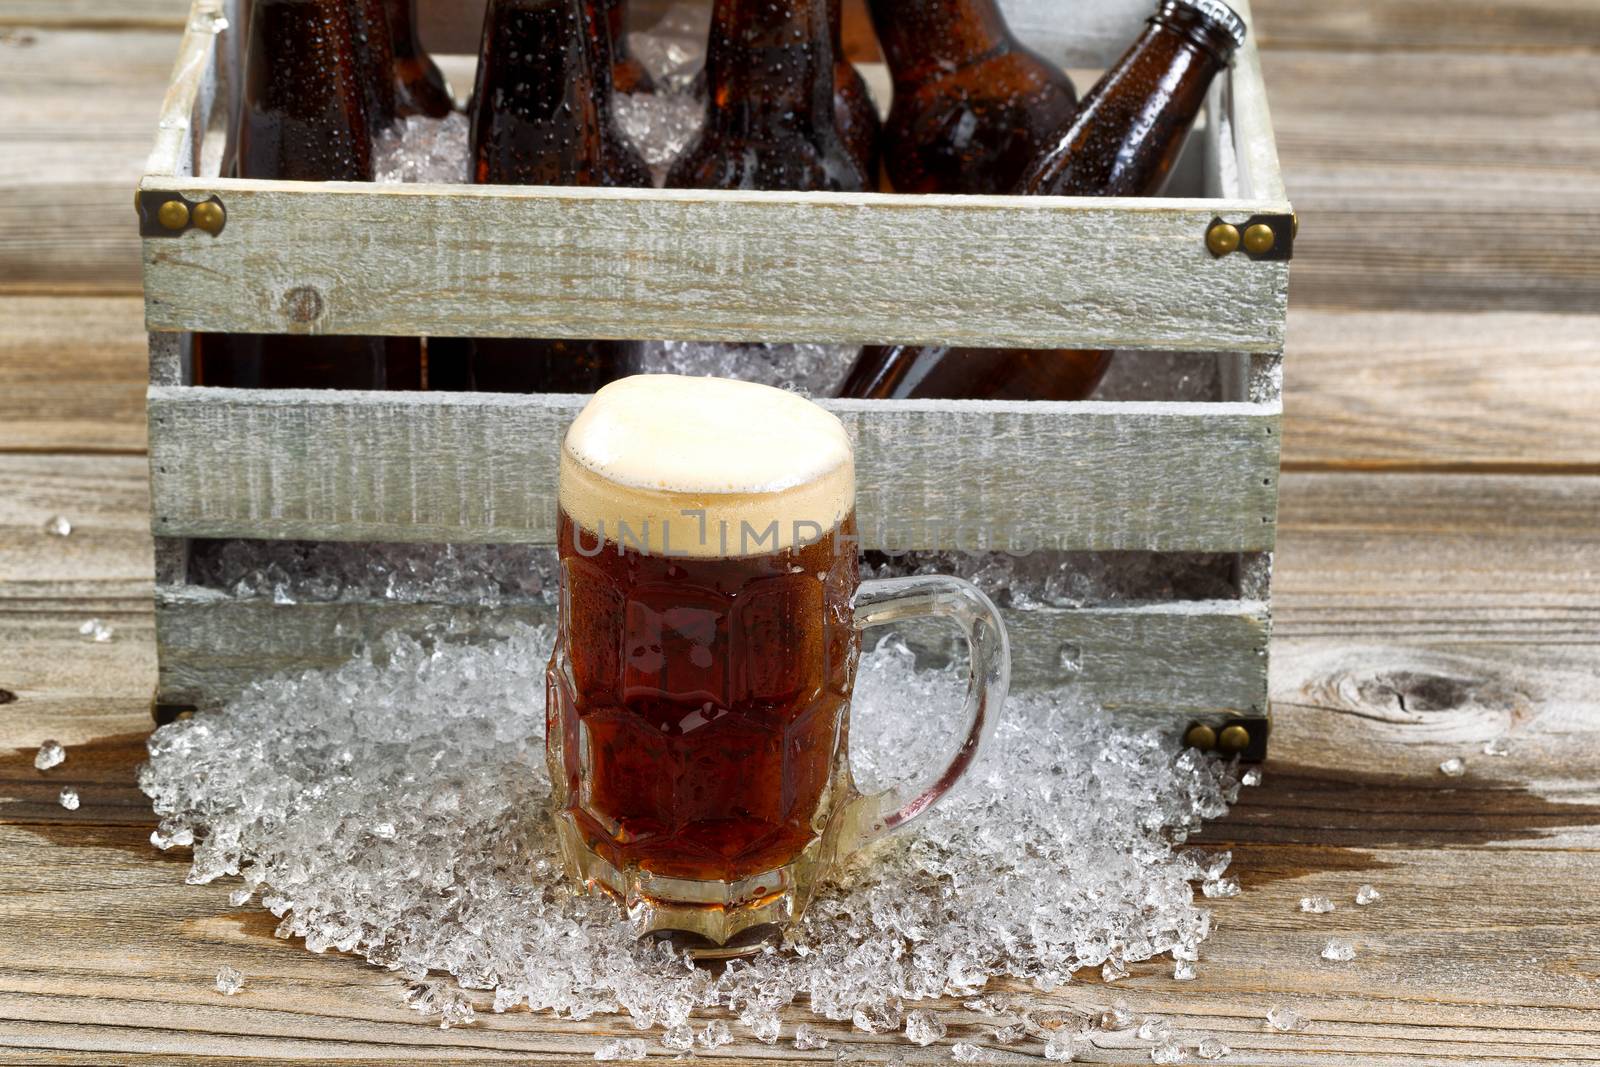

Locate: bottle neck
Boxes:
[472,0,632,184]
[869,0,1015,83]
[703,0,837,125]
[1027,15,1228,196]
[386,0,425,59]
[240,0,372,181]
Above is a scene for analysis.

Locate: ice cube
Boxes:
[34,740,65,770]
[1298,896,1335,914]
[594,1037,648,1061]
[43,515,72,537]
[214,965,244,995]
[1355,884,1382,906]
[1439,757,1466,777]
[1265,1004,1308,1032]
[793,1023,828,1050]
[58,787,80,810]
[905,1008,947,1045]
[1320,939,1356,962]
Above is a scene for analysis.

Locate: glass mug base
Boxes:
[550,791,855,959]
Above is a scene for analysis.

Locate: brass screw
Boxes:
[192,200,226,234]
[157,199,191,231]
[1184,723,1218,751]
[1206,222,1240,257]
[1243,223,1276,255]
[1218,724,1251,754]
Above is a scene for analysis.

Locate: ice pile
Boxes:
[189,538,1235,612]
[187,539,557,606]
[139,624,1244,1040]
[374,112,471,185]
[634,339,858,397]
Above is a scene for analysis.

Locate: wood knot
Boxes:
[0,688,16,705]
[1296,649,1531,742]
[282,286,325,325]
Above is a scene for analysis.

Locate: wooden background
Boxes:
[3,0,1600,1063]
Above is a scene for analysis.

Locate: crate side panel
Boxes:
[142,182,1289,352]
[148,389,1280,551]
[156,592,1268,721]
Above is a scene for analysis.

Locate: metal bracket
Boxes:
[137,190,227,238]
[1205,212,1296,262]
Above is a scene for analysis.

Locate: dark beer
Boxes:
[838,0,1245,402]
[831,0,881,180]
[552,511,858,882]
[666,0,869,191]
[436,0,652,393]
[869,0,1077,194]
[196,0,421,389]
[387,0,456,118]
[548,374,1010,954]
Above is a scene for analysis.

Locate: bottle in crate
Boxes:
[430,0,652,393]
[666,0,870,192]
[868,0,1077,195]
[387,0,457,118]
[349,0,403,131]
[837,0,1246,402]
[194,0,423,390]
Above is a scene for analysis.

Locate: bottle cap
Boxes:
[1167,0,1249,52]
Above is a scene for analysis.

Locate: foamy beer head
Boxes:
[559,375,855,556]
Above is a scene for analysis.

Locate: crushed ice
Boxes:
[139,624,1245,1039]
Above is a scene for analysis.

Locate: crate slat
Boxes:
[142,179,1288,350]
[155,588,1269,718]
[148,387,1280,552]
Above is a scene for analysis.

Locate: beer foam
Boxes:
[560,375,855,557]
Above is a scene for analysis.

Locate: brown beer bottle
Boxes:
[604,0,655,94]
[868,0,1077,195]
[666,0,869,192]
[837,0,1245,402]
[432,0,651,393]
[387,0,456,117]
[831,0,882,180]
[349,0,402,131]
[195,0,422,389]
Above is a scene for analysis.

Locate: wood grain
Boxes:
[1268,48,1600,313]
[0,297,151,454]
[1282,308,1600,472]
[146,388,1281,551]
[0,455,154,601]
[140,176,1289,350]
[0,28,175,294]
[1252,0,1600,53]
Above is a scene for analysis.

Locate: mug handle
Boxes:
[842,575,1010,852]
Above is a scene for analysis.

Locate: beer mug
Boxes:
[546,375,1010,957]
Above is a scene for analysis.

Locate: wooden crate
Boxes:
[141,0,1290,757]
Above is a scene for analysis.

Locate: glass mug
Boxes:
[546,375,1010,957]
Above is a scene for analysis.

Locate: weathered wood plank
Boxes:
[1268,48,1600,313]
[141,177,1289,350]
[1282,308,1600,472]
[146,388,1281,551]
[0,297,150,454]
[0,455,154,601]
[0,1,190,28]
[152,588,1270,713]
[0,29,175,294]
[1252,0,1600,53]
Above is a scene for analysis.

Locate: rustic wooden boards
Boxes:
[146,389,1280,550]
[7,466,1600,1064]
[0,297,150,453]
